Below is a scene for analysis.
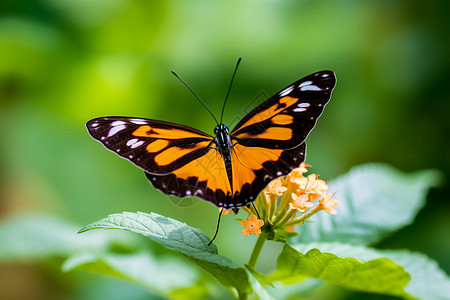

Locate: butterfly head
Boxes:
[214,124,229,135]
[214,124,232,151]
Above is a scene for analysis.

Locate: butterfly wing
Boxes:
[87,117,232,206]
[228,71,336,205]
[231,71,336,148]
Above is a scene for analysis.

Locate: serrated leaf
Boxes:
[294,243,450,300]
[271,244,411,298]
[296,163,441,245]
[63,251,198,294]
[79,211,217,255]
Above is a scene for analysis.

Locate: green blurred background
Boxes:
[1,0,449,299]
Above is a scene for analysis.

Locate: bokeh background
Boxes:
[1,0,449,299]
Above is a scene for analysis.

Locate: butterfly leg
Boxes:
[208,209,223,246]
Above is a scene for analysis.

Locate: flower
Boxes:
[318,193,338,215]
[241,214,264,236]
[238,162,337,241]
[284,162,311,191]
[296,174,328,201]
[264,177,287,199]
[289,193,314,212]
[285,225,296,233]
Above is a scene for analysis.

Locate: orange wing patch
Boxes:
[133,125,152,137]
[146,139,170,153]
[172,148,231,196]
[271,114,294,125]
[154,141,211,166]
[236,127,292,141]
[231,144,283,194]
[236,96,298,130]
[133,126,208,139]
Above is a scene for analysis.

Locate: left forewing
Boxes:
[86,117,214,175]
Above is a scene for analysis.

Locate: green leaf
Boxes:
[245,264,274,288]
[294,243,450,300]
[79,211,252,297]
[170,284,211,300]
[63,251,198,294]
[296,163,441,245]
[79,211,217,255]
[246,265,276,300]
[184,252,252,298]
[271,244,411,298]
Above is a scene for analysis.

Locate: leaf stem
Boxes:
[247,231,267,269]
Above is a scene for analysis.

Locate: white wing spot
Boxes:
[279,85,294,97]
[111,121,126,126]
[116,149,121,152]
[127,138,138,146]
[299,81,312,88]
[301,85,321,91]
[130,141,144,149]
[130,119,148,125]
[129,154,134,159]
[186,190,192,196]
[276,171,283,176]
[91,122,99,127]
[293,107,307,112]
[322,73,329,78]
[108,125,126,137]
[297,103,310,108]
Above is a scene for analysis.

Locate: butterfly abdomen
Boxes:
[213,124,234,192]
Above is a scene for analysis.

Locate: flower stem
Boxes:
[247,231,267,269]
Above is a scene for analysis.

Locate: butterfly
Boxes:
[86,66,336,212]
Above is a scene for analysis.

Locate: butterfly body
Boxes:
[87,70,336,209]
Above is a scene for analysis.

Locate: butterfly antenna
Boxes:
[220,57,242,124]
[208,209,223,246]
[251,202,261,219]
[171,70,219,126]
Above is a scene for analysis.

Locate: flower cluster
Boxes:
[237,162,337,240]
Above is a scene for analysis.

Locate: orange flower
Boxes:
[289,193,314,212]
[264,177,287,199]
[241,214,264,236]
[318,193,338,215]
[284,162,311,190]
[285,225,297,233]
[296,174,328,201]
